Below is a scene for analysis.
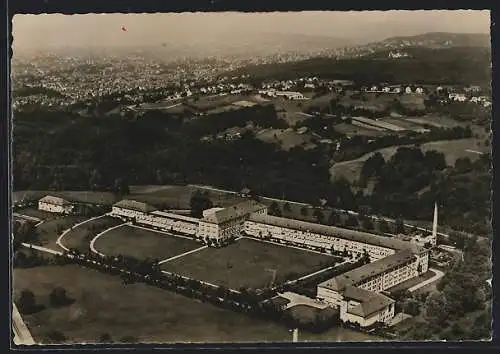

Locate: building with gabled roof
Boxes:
[197,200,267,245]
[38,195,75,215]
[111,199,157,220]
[340,286,395,327]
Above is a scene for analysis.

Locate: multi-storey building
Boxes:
[196,200,267,245]
[110,199,157,220]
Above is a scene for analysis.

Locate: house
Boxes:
[449,93,467,102]
[393,87,402,94]
[405,86,413,94]
[38,195,75,215]
[415,87,424,94]
[111,199,157,220]
[382,87,391,93]
[370,85,378,92]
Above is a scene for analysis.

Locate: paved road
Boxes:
[158,245,208,264]
[56,214,109,251]
[89,222,128,257]
[12,302,35,345]
[408,268,445,292]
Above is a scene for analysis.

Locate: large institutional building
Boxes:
[108,197,431,327]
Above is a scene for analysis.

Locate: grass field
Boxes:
[12,265,294,344]
[255,128,316,151]
[334,122,387,138]
[36,216,88,250]
[15,207,57,221]
[13,191,118,206]
[329,138,487,183]
[129,185,245,209]
[93,224,200,261]
[62,216,124,253]
[161,237,333,290]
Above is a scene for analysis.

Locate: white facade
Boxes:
[137,211,199,236]
[340,299,395,327]
[244,220,394,261]
[38,201,73,214]
[111,206,146,220]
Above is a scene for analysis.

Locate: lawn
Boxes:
[255,128,316,151]
[161,238,333,291]
[12,265,293,344]
[12,190,118,206]
[36,216,88,251]
[93,224,200,261]
[14,207,57,221]
[129,185,245,209]
[61,216,124,253]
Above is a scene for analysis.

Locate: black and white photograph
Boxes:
[11,10,492,345]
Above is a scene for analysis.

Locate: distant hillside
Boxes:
[231,45,491,86]
[337,32,490,58]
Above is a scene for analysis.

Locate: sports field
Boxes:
[61,216,124,253]
[12,265,292,344]
[161,237,333,290]
[92,224,201,261]
[15,207,57,221]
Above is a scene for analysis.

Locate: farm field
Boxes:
[93,224,200,261]
[129,184,245,209]
[333,122,387,138]
[329,138,487,183]
[35,216,88,250]
[61,216,124,253]
[12,265,292,344]
[12,190,118,206]
[255,128,316,151]
[161,237,333,291]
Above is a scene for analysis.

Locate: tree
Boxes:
[49,286,72,307]
[189,190,213,218]
[344,215,359,228]
[361,218,374,231]
[283,202,292,213]
[313,209,325,224]
[269,202,282,217]
[327,211,340,226]
[395,219,405,234]
[17,289,37,314]
[378,220,390,234]
[300,206,309,216]
[99,333,113,343]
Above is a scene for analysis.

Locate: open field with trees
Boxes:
[93,225,201,261]
[12,265,294,344]
[162,238,334,291]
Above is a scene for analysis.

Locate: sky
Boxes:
[12,11,490,52]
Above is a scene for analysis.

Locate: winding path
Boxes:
[89,222,128,257]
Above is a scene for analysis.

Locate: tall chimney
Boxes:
[432,202,438,245]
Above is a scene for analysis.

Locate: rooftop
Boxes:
[248,214,423,254]
[113,199,157,214]
[344,286,395,318]
[318,249,416,292]
[39,195,71,206]
[201,200,267,224]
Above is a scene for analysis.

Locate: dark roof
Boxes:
[113,199,157,213]
[248,214,423,254]
[39,195,71,206]
[318,249,416,292]
[201,200,267,224]
[344,286,395,318]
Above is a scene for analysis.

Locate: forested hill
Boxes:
[230,46,491,85]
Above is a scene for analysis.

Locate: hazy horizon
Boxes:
[12,10,490,54]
